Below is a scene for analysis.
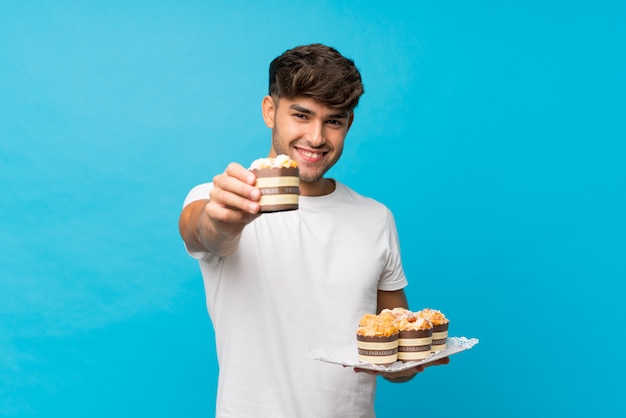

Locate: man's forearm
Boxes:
[195,213,241,257]
[179,200,240,257]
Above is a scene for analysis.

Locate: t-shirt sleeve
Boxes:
[181,183,214,260]
[377,209,409,291]
[183,182,213,207]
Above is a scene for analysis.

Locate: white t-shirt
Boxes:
[183,180,408,418]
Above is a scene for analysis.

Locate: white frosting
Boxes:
[249,154,297,169]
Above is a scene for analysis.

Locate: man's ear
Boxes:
[262,95,276,128]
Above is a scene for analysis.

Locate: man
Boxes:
[179,43,448,417]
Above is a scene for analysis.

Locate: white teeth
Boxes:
[300,150,323,158]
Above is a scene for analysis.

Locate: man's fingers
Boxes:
[224,162,257,185]
[209,183,260,215]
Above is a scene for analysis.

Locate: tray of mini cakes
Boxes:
[312,308,479,373]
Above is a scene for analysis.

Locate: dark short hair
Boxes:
[268,43,365,112]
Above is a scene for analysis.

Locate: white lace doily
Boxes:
[311,336,479,373]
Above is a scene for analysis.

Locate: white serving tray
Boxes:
[311,336,479,373]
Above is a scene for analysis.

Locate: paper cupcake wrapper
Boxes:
[431,324,449,352]
[398,328,432,361]
[251,167,299,212]
[356,334,398,366]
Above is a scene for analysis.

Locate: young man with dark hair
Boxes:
[179,43,447,417]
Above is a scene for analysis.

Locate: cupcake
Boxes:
[249,154,299,212]
[417,308,449,353]
[396,317,433,362]
[356,313,399,366]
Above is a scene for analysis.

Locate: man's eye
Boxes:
[294,113,307,119]
[327,120,342,126]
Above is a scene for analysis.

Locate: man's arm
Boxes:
[376,289,409,313]
[178,199,240,256]
[178,162,261,257]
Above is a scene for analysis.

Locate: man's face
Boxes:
[262,96,353,195]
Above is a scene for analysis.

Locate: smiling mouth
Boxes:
[296,148,327,160]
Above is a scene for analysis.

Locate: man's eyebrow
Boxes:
[289,104,314,115]
[289,104,349,119]
[328,111,350,119]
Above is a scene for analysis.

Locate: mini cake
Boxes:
[249,154,299,213]
[417,308,449,353]
[396,317,433,362]
[356,313,399,366]
[381,308,433,362]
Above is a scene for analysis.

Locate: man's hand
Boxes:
[206,162,262,227]
[354,357,450,383]
[179,162,262,257]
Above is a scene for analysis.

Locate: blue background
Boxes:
[1,1,625,417]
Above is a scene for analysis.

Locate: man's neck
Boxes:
[300,178,336,196]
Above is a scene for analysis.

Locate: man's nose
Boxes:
[306,122,325,147]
